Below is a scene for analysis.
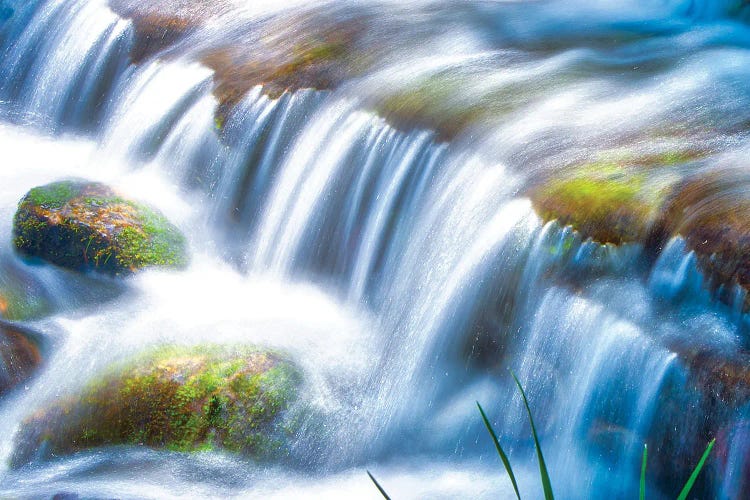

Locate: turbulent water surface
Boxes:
[1,0,750,498]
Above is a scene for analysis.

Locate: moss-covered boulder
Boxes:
[13,180,187,276]
[13,345,302,465]
[0,320,42,396]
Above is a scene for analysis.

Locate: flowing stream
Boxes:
[1,0,750,498]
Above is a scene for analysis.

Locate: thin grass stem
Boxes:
[477,401,522,500]
[511,370,554,500]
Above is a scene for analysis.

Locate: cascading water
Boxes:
[2,0,750,498]
[0,0,131,131]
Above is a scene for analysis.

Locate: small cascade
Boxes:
[650,237,750,331]
[507,287,682,497]
[0,0,131,131]
[100,60,214,160]
[212,89,333,252]
[250,103,447,294]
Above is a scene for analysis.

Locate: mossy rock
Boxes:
[0,320,42,396]
[371,71,486,141]
[529,153,690,245]
[369,68,540,141]
[530,164,654,245]
[13,180,188,276]
[110,1,372,122]
[127,13,195,64]
[199,10,372,125]
[13,344,302,465]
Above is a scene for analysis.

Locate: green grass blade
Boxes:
[511,370,554,500]
[640,444,647,500]
[367,470,392,500]
[676,438,715,500]
[477,402,522,500]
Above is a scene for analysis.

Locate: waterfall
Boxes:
[1,0,750,497]
[0,0,131,131]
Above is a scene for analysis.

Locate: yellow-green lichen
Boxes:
[530,161,665,245]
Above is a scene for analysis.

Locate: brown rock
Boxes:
[653,170,750,311]
[0,321,42,395]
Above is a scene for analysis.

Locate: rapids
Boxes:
[1,0,750,498]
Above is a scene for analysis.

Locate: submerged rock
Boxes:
[0,262,53,321]
[0,5,13,22]
[651,171,750,311]
[13,345,302,465]
[0,320,42,396]
[682,347,750,406]
[366,64,550,141]
[370,71,485,142]
[201,11,369,123]
[13,180,187,276]
[109,0,229,63]
[111,0,371,124]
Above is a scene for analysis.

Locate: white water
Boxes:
[1,0,750,498]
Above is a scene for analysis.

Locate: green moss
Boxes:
[543,175,642,208]
[15,344,302,462]
[12,180,187,275]
[530,162,662,244]
[126,217,184,268]
[591,147,706,169]
[214,115,225,131]
[23,182,78,209]
[645,150,698,167]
